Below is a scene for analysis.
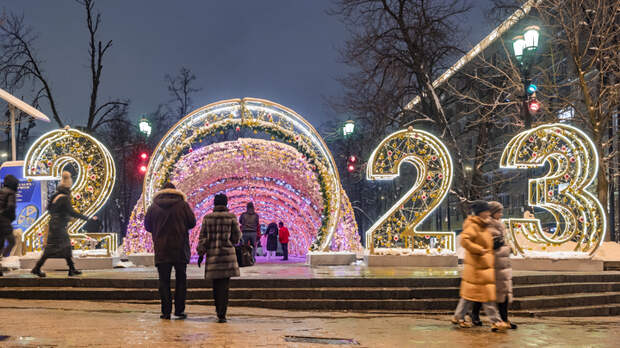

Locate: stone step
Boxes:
[511,292,620,310]
[517,304,620,317]
[2,283,619,301]
[2,273,620,289]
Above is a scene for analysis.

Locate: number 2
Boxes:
[365,127,455,253]
[21,127,116,253]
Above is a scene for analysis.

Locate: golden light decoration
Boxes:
[500,123,607,256]
[366,127,455,254]
[21,127,116,255]
[141,98,345,252]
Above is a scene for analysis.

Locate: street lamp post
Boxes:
[138,116,152,138]
[342,119,355,137]
[512,25,540,129]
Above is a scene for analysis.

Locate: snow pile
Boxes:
[307,251,358,255]
[369,247,456,256]
[0,256,21,269]
[512,250,591,259]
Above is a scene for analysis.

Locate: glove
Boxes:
[197,254,204,268]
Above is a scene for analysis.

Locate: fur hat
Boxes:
[3,174,19,191]
[58,171,73,188]
[488,201,504,215]
[471,200,490,215]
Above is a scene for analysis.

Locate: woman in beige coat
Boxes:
[452,200,509,331]
[488,201,516,329]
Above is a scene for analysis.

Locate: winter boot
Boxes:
[31,268,46,277]
[491,321,510,332]
[68,268,82,276]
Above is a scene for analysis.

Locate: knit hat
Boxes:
[214,193,228,207]
[488,201,504,215]
[471,200,490,215]
[58,171,73,189]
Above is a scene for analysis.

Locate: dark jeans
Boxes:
[156,263,187,316]
[0,233,15,257]
[213,277,230,319]
[281,243,288,260]
[242,232,256,258]
[472,299,510,322]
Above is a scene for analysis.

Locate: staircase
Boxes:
[1,273,619,316]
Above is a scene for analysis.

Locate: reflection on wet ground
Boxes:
[0,299,617,347]
[4,262,617,280]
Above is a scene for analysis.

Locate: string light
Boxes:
[21,127,116,254]
[365,127,455,253]
[500,123,607,256]
[124,138,360,257]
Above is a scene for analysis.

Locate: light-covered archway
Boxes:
[123,98,361,256]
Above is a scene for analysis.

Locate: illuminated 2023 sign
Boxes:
[366,127,455,253]
[366,123,607,257]
[22,127,117,254]
[500,123,606,255]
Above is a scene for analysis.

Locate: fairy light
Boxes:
[125,138,360,257]
[141,98,344,252]
[21,127,116,254]
[500,123,607,256]
[365,127,455,253]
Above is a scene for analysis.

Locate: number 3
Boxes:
[500,123,607,255]
[366,127,455,253]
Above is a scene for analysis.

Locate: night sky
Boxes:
[3,0,495,136]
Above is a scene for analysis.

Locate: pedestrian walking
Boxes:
[197,193,241,323]
[239,202,259,258]
[451,200,509,331]
[144,182,196,320]
[278,221,289,261]
[31,172,94,277]
[470,201,516,329]
[0,174,18,275]
[265,222,278,260]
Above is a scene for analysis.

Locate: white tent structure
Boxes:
[0,88,51,161]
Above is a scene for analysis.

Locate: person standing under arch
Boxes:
[278,221,289,261]
[239,202,259,259]
[265,222,278,261]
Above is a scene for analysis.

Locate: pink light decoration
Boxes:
[123,138,360,257]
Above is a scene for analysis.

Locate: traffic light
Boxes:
[528,99,541,114]
[526,83,537,95]
[347,155,357,173]
[138,150,149,175]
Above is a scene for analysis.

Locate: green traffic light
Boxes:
[527,84,537,94]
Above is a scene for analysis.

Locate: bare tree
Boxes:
[458,0,619,239]
[330,0,479,214]
[165,67,201,120]
[0,0,128,132]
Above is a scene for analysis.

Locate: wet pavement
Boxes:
[0,299,617,347]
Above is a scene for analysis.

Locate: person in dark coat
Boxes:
[144,182,196,320]
[265,222,278,260]
[196,193,241,323]
[239,202,259,258]
[0,174,18,275]
[31,172,94,277]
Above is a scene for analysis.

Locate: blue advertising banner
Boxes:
[0,161,46,236]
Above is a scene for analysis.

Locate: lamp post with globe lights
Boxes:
[512,25,541,128]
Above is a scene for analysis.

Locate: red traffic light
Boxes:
[348,155,357,163]
[347,164,355,172]
[139,165,147,173]
[140,152,148,160]
[528,99,541,113]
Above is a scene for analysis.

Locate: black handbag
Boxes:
[235,244,255,267]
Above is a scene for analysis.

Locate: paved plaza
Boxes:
[0,298,618,347]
